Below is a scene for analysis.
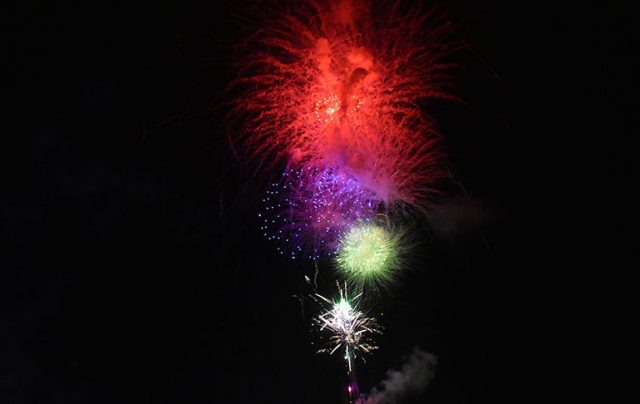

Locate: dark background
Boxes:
[2,0,634,403]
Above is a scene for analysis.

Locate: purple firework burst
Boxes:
[260,165,382,260]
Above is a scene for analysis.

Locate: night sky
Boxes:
[2,1,634,403]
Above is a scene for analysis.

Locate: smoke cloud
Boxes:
[357,347,437,404]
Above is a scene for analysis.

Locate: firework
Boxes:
[260,165,380,259]
[229,0,458,209]
[336,223,401,293]
[314,284,381,372]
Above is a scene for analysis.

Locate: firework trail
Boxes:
[230,0,459,210]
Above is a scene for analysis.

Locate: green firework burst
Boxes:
[336,223,400,292]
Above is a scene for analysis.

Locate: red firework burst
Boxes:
[229,0,461,209]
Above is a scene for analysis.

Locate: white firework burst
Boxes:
[314,284,382,371]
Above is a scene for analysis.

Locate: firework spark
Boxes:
[314,284,381,372]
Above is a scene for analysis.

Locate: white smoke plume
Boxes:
[357,347,438,404]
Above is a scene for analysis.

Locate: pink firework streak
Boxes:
[260,165,379,259]
[230,0,460,209]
